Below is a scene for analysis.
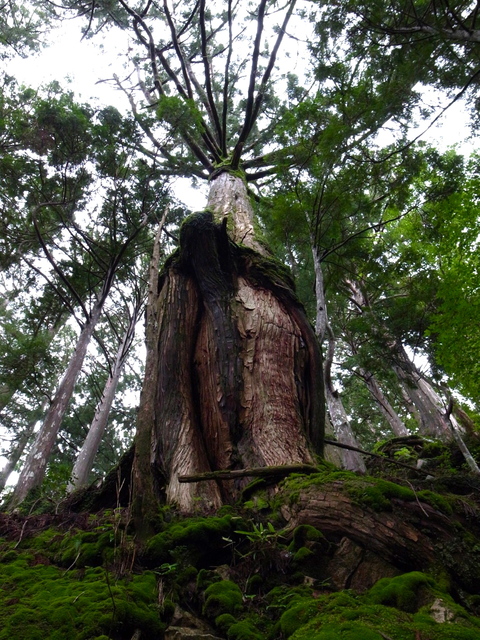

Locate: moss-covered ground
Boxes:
[2,446,480,639]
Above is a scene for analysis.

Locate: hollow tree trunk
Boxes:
[132,173,324,521]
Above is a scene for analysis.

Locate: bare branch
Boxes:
[231,0,268,168]
[199,0,223,145]
[31,204,90,321]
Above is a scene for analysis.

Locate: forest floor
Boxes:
[1,436,480,639]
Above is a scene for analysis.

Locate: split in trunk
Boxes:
[132,173,325,521]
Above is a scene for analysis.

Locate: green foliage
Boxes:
[0,1,57,58]
[156,95,204,137]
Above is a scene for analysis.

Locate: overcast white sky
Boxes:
[8,19,476,156]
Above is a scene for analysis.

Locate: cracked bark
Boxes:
[133,173,324,522]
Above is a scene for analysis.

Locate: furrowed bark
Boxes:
[133,173,324,518]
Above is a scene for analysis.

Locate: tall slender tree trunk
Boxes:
[324,326,366,473]
[0,400,48,494]
[358,368,409,437]
[312,247,366,473]
[9,301,104,509]
[67,306,140,492]
[390,342,460,440]
[133,173,324,522]
[345,278,463,442]
[68,214,168,493]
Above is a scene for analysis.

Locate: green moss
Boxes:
[246,573,263,593]
[291,621,385,640]
[0,556,164,640]
[367,571,436,612]
[293,547,314,563]
[227,618,264,640]
[216,613,237,632]
[203,580,243,619]
[282,469,455,516]
[196,568,219,590]
[289,525,325,552]
[421,441,447,458]
[145,514,238,566]
[279,598,321,637]
[416,490,453,515]
[346,478,416,512]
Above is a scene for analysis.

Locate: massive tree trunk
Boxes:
[132,173,324,521]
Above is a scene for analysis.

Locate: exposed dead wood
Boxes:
[178,463,319,483]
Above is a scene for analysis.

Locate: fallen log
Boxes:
[178,463,319,483]
[179,440,433,484]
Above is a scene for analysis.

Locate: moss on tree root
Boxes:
[2,463,480,638]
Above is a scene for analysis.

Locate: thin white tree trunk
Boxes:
[359,368,409,437]
[312,246,328,342]
[324,326,366,473]
[391,344,460,440]
[0,400,48,494]
[10,301,104,508]
[68,213,168,492]
[312,248,366,472]
[445,399,480,474]
[67,309,138,491]
[345,278,463,442]
[323,414,345,468]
